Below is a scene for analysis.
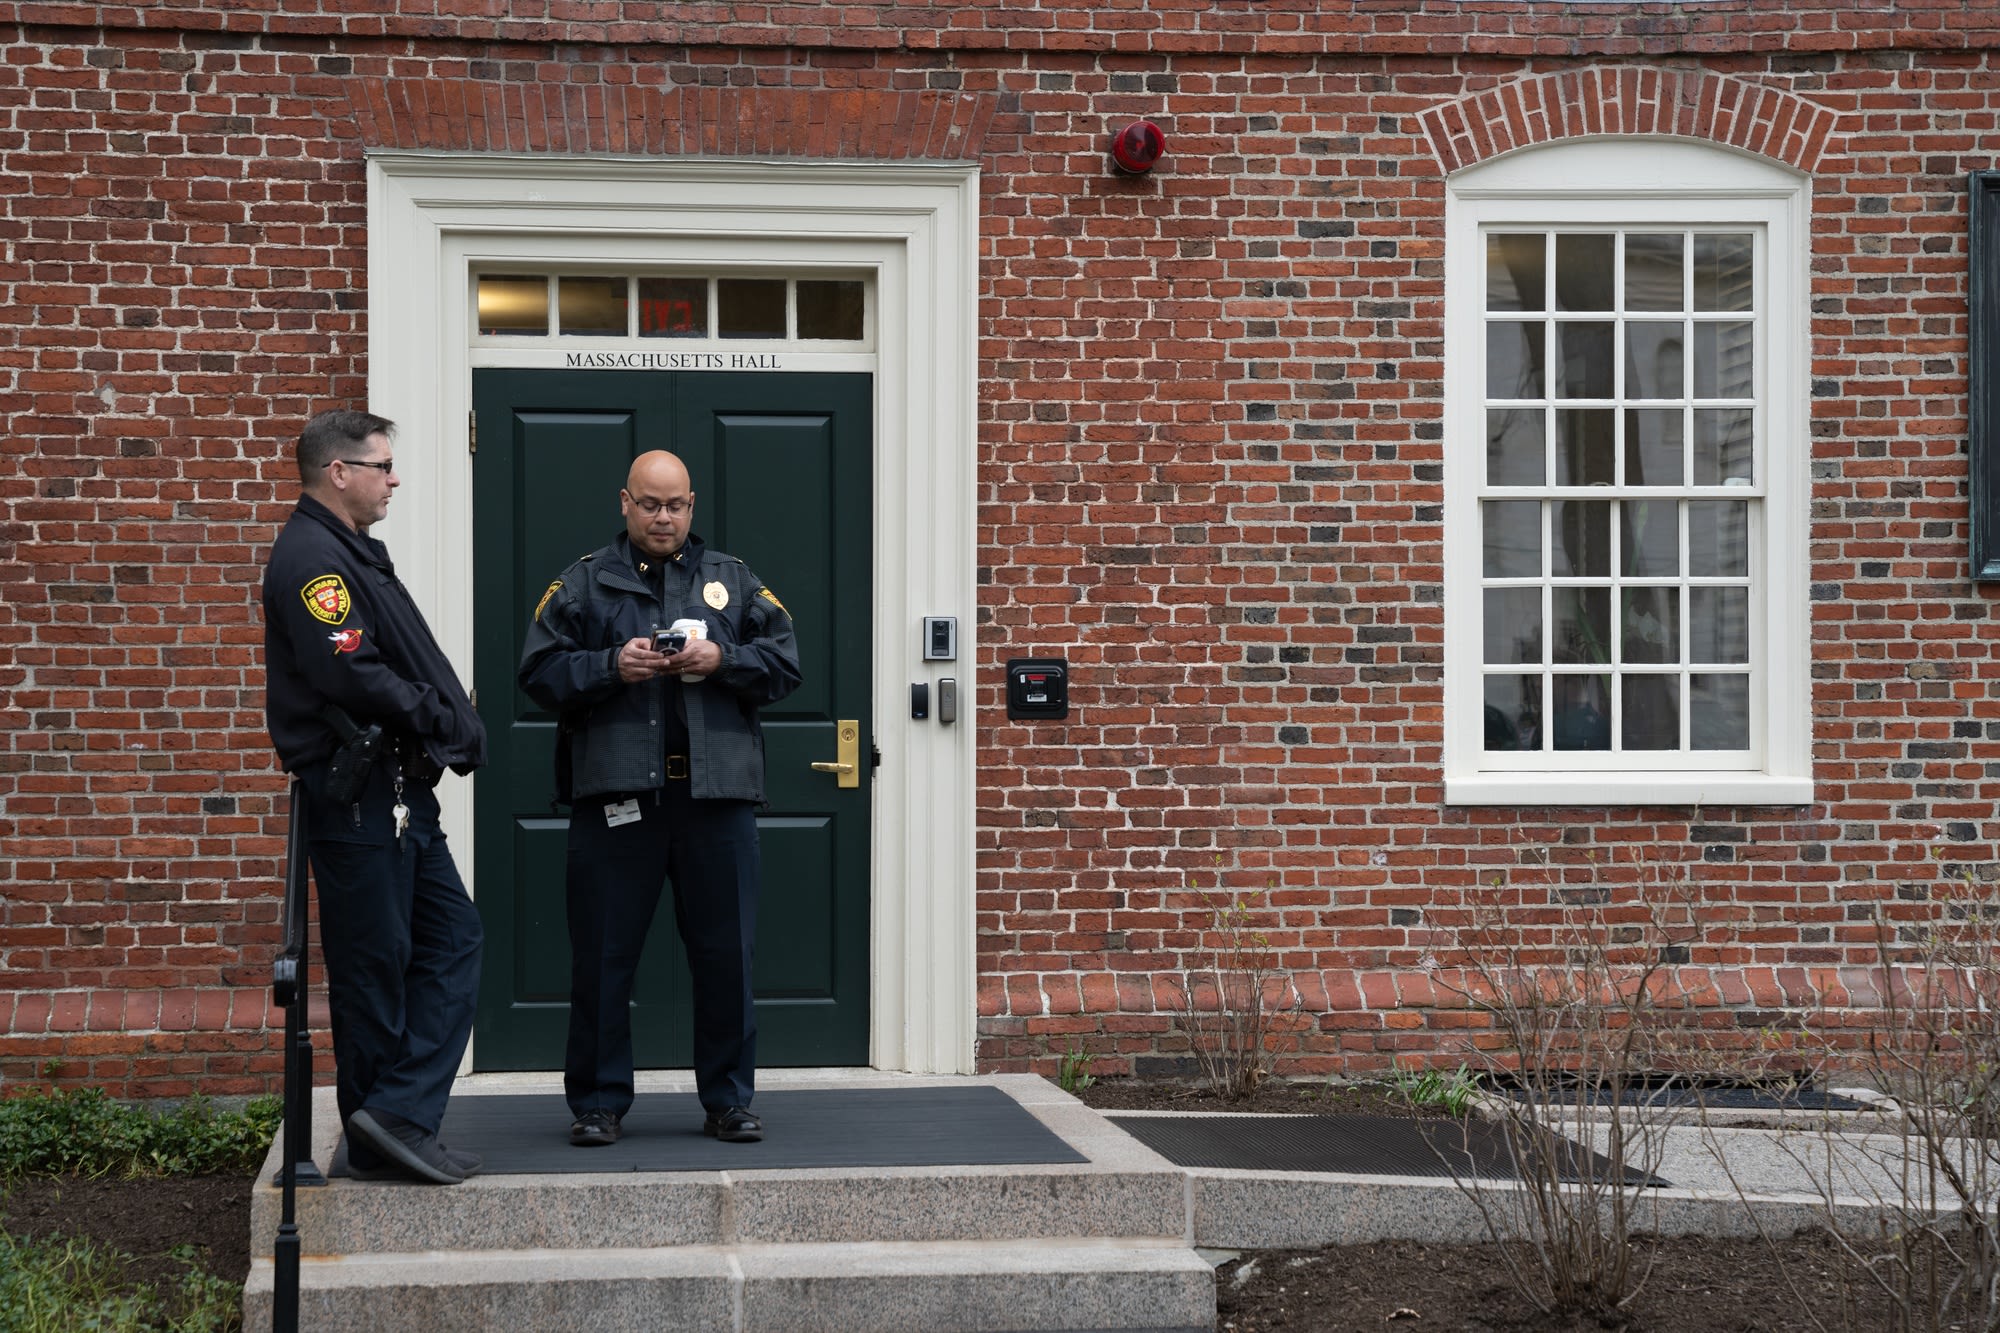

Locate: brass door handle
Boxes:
[812,720,862,789]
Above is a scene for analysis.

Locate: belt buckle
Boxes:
[666,754,689,780]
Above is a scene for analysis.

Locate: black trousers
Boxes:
[304,762,482,1137]
[564,782,760,1117]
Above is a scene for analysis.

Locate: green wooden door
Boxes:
[470,368,873,1071]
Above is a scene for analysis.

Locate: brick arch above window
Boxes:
[340,80,999,162]
[1420,68,1841,177]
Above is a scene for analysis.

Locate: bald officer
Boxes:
[518,451,801,1147]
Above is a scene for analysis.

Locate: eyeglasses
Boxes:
[328,458,395,475]
[632,497,691,517]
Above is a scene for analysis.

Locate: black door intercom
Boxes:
[1005,658,1069,720]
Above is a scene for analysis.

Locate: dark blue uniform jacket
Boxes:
[516,533,800,802]
[261,494,486,775]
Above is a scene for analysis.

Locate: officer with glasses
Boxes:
[518,449,800,1148]
[261,409,487,1184]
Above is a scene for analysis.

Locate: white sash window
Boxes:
[1444,141,1811,806]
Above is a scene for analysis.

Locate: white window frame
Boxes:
[1443,139,1811,806]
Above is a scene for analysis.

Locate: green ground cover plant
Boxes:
[0,1088,280,1181]
[0,1231,240,1333]
[0,1085,277,1332]
[1387,1061,1481,1118]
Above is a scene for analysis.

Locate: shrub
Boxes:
[0,1089,281,1181]
[1422,846,1719,1321]
[1167,882,1301,1101]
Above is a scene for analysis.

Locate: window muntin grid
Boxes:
[1478,227,1759,763]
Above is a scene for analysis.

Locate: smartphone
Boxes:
[653,629,688,655]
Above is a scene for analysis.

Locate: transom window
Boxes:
[474,273,869,343]
[1443,139,1810,807]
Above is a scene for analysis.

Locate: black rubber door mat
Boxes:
[1108,1114,1666,1186]
[332,1086,1088,1176]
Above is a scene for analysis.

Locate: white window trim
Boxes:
[1443,139,1812,807]
[365,153,980,1072]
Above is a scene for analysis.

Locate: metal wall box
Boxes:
[1005,658,1069,720]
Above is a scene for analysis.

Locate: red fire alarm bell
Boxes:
[1110,120,1165,174]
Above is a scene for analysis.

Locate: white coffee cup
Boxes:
[670,617,709,682]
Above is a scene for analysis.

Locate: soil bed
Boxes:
[2,1171,253,1289]
[1215,1231,1892,1332]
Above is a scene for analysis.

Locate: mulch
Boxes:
[1215,1231,1894,1332]
[1082,1078,1900,1333]
[1,1172,254,1289]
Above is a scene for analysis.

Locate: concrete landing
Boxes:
[1150,1098,1953,1252]
[244,1072,1212,1333]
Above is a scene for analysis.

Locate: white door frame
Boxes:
[364,152,980,1074]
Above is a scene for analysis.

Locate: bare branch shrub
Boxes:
[1711,861,2000,1333]
[1167,879,1301,1100]
[1420,844,1720,1321]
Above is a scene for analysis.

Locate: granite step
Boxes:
[251,1160,1189,1256]
[245,1075,1214,1331]
[241,1236,1215,1333]
[249,1080,1186,1256]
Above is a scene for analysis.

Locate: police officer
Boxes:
[519,449,800,1147]
[262,409,485,1185]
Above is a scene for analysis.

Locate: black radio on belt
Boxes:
[1005,657,1069,720]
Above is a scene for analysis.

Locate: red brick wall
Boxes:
[2,1,1998,1095]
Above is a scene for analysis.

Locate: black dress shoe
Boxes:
[703,1106,762,1143]
[346,1108,465,1185]
[570,1109,622,1147]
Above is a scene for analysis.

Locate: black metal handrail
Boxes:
[270,775,326,1332]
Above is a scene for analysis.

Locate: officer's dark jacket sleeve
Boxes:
[713,564,802,708]
[517,573,621,714]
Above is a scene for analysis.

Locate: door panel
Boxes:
[672,374,873,1062]
[472,369,872,1071]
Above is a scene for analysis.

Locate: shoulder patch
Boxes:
[757,586,789,616]
[328,628,363,654]
[301,574,351,625]
[533,580,562,623]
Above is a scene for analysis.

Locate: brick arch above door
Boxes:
[1419,67,1842,176]
[341,80,999,161]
